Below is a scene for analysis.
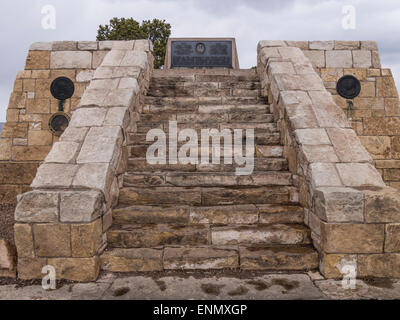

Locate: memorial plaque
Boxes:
[336,75,361,99]
[165,38,239,69]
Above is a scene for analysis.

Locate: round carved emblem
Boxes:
[336,75,361,99]
[50,77,75,100]
[195,42,206,54]
[48,112,70,136]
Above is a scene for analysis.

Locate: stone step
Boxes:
[144,96,266,107]
[127,158,288,172]
[135,122,278,134]
[122,172,292,187]
[107,223,310,248]
[118,186,297,206]
[112,204,304,225]
[142,104,270,115]
[151,73,259,83]
[147,86,261,98]
[127,131,281,146]
[211,224,311,246]
[100,245,318,272]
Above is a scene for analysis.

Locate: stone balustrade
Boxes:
[258,40,400,278]
[13,40,154,281]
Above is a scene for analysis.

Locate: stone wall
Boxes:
[13,40,153,281]
[284,41,400,189]
[258,40,400,278]
[0,41,111,203]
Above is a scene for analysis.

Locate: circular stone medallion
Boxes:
[336,75,361,99]
[50,77,75,100]
[48,112,70,136]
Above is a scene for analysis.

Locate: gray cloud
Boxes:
[0,0,399,121]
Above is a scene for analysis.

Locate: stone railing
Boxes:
[258,40,400,278]
[13,40,153,281]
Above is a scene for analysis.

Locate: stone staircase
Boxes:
[100,69,319,272]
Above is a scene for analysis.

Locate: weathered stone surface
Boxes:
[211,224,310,246]
[364,117,400,135]
[14,224,34,258]
[33,224,71,257]
[52,41,78,51]
[60,126,88,143]
[101,89,134,108]
[314,187,364,222]
[17,257,47,280]
[256,146,283,158]
[25,51,50,69]
[45,142,80,164]
[336,163,385,187]
[0,163,38,185]
[0,240,16,271]
[309,41,334,50]
[69,108,107,127]
[294,129,330,145]
[48,257,100,282]
[190,205,258,224]
[326,128,372,163]
[240,245,318,270]
[359,136,390,158]
[31,164,78,188]
[321,222,384,253]
[376,77,398,97]
[60,190,103,223]
[320,253,357,278]
[164,246,238,270]
[113,206,190,225]
[101,248,162,272]
[358,254,400,278]
[73,163,113,194]
[15,190,59,223]
[385,224,400,253]
[352,50,372,68]
[50,51,92,69]
[310,163,342,188]
[302,145,339,163]
[334,41,360,50]
[71,219,103,257]
[303,50,325,68]
[258,204,304,224]
[77,126,122,164]
[364,188,400,223]
[326,50,352,68]
[103,107,129,126]
[29,42,53,51]
[78,41,98,51]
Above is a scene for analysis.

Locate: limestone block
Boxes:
[302,145,339,163]
[258,40,286,50]
[351,50,372,68]
[336,163,385,188]
[385,98,400,116]
[78,41,98,50]
[26,98,50,114]
[60,190,103,223]
[12,146,52,161]
[50,51,92,69]
[372,51,381,68]
[359,136,390,158]
[77,126,122,164]
[268,61,295,75]
[358,254,400,278]
[33,223,71,257]
[52,41,77,51]
[101,50,126,67]
[101,89,134,108]
[321,222,384,253]
[15,190,59,223]
[309,41,334,50]
[259,47,280,65]
[334,41,360,50]
[310,163,342,188]
[120,51,148,69]
[99,41,117,50]
[60,126,88,143]
[45,141,80,164]
[14,224,34,258]
[361,41,378,51]
[92,51,108,69]
[103,107,129,126]
[320,253,357,278]
[76,70,94,82]
[17,257,47,280]
[364,188,400,223]
[25,51,50,69]
[326,50,352,68]
[303,50,325,68]
[133,39,151,52]
[29,42,52,51]
[0,240,16,271]
[314,187,364,222]
[31,163,78,188]
[119,77,139,92]
[0,139,12,160]
[79,89,109,107]
[272,74,325,92]
[320,68,343,82]
[294,128,331,145]
[48,257,100,282]
[112,41,135,50]
[101,248,162,272]
[88,78,119,90]
[27,130,52,146]
[385,224,400,252]
[72,163,113,194]
[285,41,309,49]
[69,107,107,127]
[359,81,376,97]
[376,77,398,97]
[71,219,103,257]
[326,128,372,163]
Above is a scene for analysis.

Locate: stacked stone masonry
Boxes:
[257,40,400,278]
[12,40,154,281]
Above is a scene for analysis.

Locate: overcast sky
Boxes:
[0,0,399,122]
